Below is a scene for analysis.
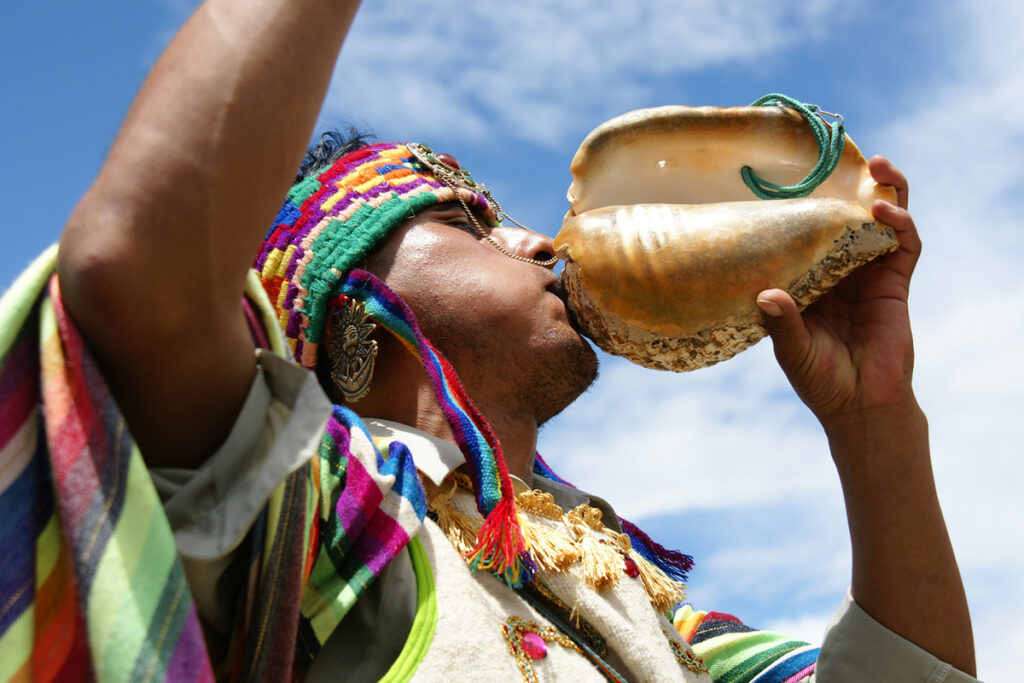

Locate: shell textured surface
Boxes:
[555,104,899,371]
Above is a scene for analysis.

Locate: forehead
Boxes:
[359,202,479,273]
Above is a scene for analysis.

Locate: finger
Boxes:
[756,288,811,371]
[868,155,908,209]
[871,200,922,280]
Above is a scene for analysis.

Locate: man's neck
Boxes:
[464,406,537,485]
[383,385,538,486]
[347,343,537,485]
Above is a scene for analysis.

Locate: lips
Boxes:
[547,275,567,302]
[550,273,589,335]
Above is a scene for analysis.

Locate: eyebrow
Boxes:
[429,202,491,225]
[430,201,463,214]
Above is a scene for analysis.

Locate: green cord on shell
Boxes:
[740,93,846,200]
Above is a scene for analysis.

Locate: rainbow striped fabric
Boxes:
[0,251,428,680]
[294,401,427,672]
[339,270,531,585]
[675,605,819,682]
[0,248,215,682]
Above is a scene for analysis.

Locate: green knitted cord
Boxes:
[301,190,451,345]
[740,93,846,200]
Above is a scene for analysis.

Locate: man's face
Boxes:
[363,202,598,424]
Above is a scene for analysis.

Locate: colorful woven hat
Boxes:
[254,141,533,585]
[255,142,499,367]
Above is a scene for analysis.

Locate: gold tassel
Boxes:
[630,551,686,613]
[428,474,686,613]
[610,531,686,613]
[574,504,606,532]
[516,489,564,521]
[566,508,621,592]
[426,476,481,555]
[519,513,582,573]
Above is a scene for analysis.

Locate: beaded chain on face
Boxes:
[407,142,559,268]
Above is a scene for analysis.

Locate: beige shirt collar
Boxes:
[363,417,621,531]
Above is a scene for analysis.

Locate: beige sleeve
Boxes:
[150,349,332,637]
[815,590,982,682]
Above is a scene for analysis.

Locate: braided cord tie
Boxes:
[740,93,846,199]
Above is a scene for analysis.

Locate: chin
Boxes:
[532,336,599,426]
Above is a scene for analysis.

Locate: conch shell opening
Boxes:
[554,104,899,372]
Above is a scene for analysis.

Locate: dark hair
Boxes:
[295,127,377,183]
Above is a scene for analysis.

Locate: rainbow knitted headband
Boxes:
[255,142,498,368]
[254,142,533,585]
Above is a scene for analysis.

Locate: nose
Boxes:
[491,225,559,268]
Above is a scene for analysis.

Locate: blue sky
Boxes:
[3,1,1022,678]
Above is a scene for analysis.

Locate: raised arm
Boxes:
[755,157,976,675]
[57,0,361,467]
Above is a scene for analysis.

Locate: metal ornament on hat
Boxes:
[327,298,379,402]
[407,142,559,267]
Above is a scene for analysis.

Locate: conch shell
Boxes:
[554,104,899,371]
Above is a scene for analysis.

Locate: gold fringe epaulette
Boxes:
[426,471,685,613]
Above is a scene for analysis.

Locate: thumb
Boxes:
[756,288,811,372]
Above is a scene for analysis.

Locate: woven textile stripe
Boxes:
[0,249,436,681]
[674,605,819,683]
[0,327,91,683]
[340,270,532,587]
[1,253,330,682]
[0,258,215,681]
[293,405,427,670]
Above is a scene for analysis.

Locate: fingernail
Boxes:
[756,298,783,317]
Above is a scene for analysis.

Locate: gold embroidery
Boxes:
[528,579,608,657]
[424,474,477,555]
[503,616,582,682]
[517,489,565,520]
[663,629,710,675]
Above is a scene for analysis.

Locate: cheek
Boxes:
[393,265,534,341]
[376,228,548,342]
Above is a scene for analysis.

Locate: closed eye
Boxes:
[426,202,491,237]
[449,219,476,233]
[445,214,489,237]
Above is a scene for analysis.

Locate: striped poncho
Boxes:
[0,249,427,680]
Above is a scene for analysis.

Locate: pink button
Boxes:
[521,632,548,659]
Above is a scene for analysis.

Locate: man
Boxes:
[0,0,976,680]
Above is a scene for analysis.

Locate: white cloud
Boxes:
[326,0,853,147]
[696,532,848,605]
[540,345,839,522]
[762,612,834,646]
